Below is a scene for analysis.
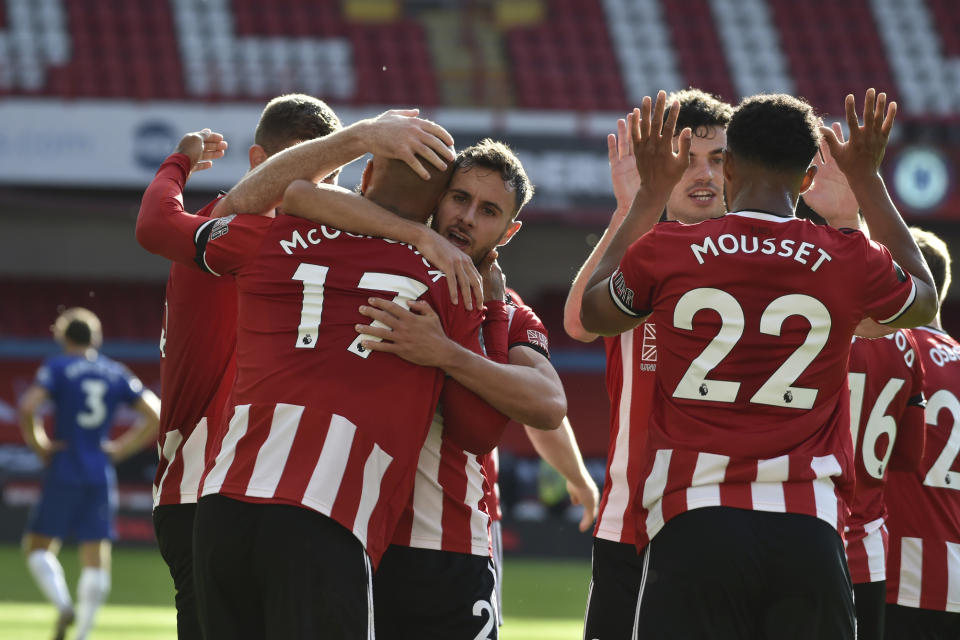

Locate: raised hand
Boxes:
[802,124,860,227]
[608,117,641,212]
[361,109,457,180]
[820,88,897,182]
[174,129,228,178]
[629,91,691,200]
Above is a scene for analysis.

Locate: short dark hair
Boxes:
[726,94,820,174]
[911,226,952,302]
[53,307,102,348]
[254,94,342,156]
[453,139,533,217]
[667,88,733,138]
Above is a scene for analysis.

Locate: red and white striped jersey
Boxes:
[136,157,237,507]
[845,331,926,584]
[886,326,960,612]
[593,322,656,545]
[610,212,918,548]
[194,214,510,564]
[482,288,541,525]
[394,296,550,555]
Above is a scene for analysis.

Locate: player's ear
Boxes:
[248,144,268,170]
[722,149,735,183]
[799,164,818,194]
[359,159,374,194]
[497,220,522,247]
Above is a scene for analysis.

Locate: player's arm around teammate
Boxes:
[354,258,566,444]
[138,125,480,306]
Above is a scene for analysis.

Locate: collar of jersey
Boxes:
[727,210,795,223]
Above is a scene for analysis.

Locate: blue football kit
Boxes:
[27,353,144,541]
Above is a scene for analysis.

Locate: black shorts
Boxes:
[193,494,372,640]
[635,507,855,640]
[153,503,202,640]
[853,580,886,640]
[374,545,497,640]
[885,603,960,639]
[583,537,646,640]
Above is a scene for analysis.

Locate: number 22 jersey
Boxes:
[610,211,917,548]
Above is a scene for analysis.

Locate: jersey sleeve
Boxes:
[861,239,918,324]
[136,154,219,265]
[507,303,550,359]
[118,367,146,405]
[609,230,658,318]
[482,301,510,364]
[437,301,511,455]
[34,361,55,394]
[195,214,273,276]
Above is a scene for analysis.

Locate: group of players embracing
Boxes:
[126,83,960,640]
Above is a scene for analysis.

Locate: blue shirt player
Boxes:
[19,307,160,640]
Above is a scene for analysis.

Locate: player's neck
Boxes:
[63,344,95,358]
[728,184,797,219]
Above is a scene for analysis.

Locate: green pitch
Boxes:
[0,545,589,639]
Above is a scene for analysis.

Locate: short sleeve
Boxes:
[507,304,550,359]
[195,214,274,276]
[862,239,917,324]
[34,363,54,393]
[609,230,658,317]
[119,368,145,404]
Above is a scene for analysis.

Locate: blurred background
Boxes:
[0,0,959,631]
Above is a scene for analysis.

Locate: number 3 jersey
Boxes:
[193,213,497,564]
[845,331,926,584]
[34,353,145,485]
[885,326,960,612]
[610,211,917,548]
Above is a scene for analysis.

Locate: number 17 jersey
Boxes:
[610,211,917,548]
[193,213,487,564]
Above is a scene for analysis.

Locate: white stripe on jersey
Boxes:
[353,443,392,549]
[247,404,304,498]
[180,417,208,500]
[686,452,726,509]
[811,457,841,527]
[643,449,673,535]
[154,429,183,505]
[948,542,960,612]
[410,417,445,550]
[465,454,488,551]
[897,537,924,607]
[864,525,887,582]
[753,455,789,512]
[202,405,251,495]
[596,331,634,542]
[301,414,357,512]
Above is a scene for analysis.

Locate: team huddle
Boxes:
[16,85,960,640]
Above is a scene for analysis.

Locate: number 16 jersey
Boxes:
[610,211,917,548]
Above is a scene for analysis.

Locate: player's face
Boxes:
[434,167,521,264]
[665,125,727,224]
